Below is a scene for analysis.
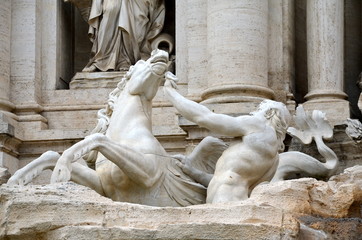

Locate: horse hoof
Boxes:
[51,164,71,183]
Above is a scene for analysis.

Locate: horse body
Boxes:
[96,79,171,205]
[8,49,206,207]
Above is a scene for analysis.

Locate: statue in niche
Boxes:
[66,0,166,72]
[164,73,339,203]
[7,50,225,207]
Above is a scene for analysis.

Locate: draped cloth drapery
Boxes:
[86,0,165,71]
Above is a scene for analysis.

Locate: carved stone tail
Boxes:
[314,136,338,174]
[272,106,339,182]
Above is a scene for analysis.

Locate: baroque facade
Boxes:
[0,0,361,182]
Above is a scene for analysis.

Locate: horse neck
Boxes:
[111,90,153,130]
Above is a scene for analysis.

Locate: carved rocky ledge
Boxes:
[1,165,361,240]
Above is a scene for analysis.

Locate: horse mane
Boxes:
[84,72,131,168]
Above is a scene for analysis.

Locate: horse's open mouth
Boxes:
[151,61,168,76]
[151,55,168,64]
[150,49,169,64]
[149,49,169,75]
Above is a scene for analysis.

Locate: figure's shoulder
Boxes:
[234,114,267,134]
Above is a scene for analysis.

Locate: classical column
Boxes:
[304,0,349,125]
[176,0,208,100]
[202,0,273,110]
[0,0,14,112]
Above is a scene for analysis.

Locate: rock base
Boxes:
[1,166,361,240]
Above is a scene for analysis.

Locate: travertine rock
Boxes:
[0,182,299,240]
[251,165,362,218]
[1,166,361,239]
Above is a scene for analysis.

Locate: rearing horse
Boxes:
[8,49,211,207]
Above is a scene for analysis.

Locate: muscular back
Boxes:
[207,125,280,203]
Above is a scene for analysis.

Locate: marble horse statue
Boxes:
[7,49,226,207]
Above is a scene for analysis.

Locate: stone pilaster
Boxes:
[268,0,295,113]
[202,0,273,110]
[304,0,349,125]
[0,0,14,113]
[11,0,47,128]
[0,1,21,172]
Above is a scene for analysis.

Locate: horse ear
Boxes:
[125,65,135,79]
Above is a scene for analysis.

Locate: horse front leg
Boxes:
[7,150,104,195]
[8,151,60,185]
[51,133,161,188]
[51,133,106,183]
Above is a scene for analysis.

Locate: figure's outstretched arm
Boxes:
[164,72,246,136]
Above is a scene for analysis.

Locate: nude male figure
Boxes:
[163,72,291,203]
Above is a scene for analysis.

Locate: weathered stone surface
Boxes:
[251,165,362,218]
[299,216,362,240]
[0,183,299,240]
[1,166,361,239]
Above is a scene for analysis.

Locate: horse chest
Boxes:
[98,162,167,204]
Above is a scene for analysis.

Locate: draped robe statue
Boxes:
[83,0,165,72]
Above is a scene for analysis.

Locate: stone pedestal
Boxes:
[304,0,350,125]
[70,71,126,89]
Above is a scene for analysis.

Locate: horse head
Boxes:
[127,49,169,100]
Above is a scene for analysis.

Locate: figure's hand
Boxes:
[164,71,178,89]
[173,154,195,176]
